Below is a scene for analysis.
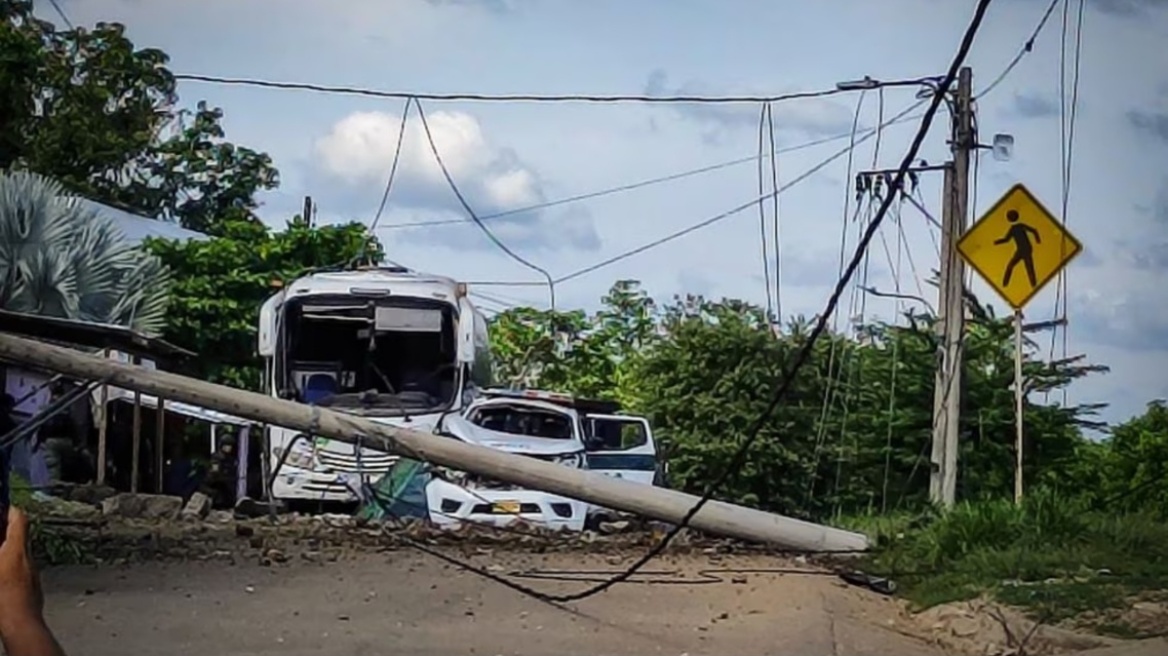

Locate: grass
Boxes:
[8,473,88,565]
[836,490,1168,634]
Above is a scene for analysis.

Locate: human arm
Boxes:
[0,508,67,656]
[1027,225,1041,243]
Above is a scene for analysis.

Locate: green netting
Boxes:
[357,457,432,521]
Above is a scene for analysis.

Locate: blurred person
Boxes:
[0,507,67,656]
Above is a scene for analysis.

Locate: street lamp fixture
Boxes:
[836,76,880,91]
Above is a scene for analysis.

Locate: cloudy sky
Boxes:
[54,0,1168,426]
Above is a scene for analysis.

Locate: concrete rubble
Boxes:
[26,486,747,569]
[27,488,1168,656]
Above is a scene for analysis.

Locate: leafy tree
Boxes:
[487,280,1113,520]
[144,218,382,389]
[0,170,170,334]
[0,1,277,235]
[486,280,655,399]
[1094,400,1168,517]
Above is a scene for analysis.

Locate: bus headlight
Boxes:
[273,445,316,470]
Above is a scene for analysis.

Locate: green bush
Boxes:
[848,491,1168,614]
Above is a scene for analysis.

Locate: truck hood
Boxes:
[439,415,582,456]
[365,413,443,434]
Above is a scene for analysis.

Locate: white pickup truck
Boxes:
[428,388,665,531]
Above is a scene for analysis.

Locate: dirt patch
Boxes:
[897,598,1123,655]
[1075,593,1168,640]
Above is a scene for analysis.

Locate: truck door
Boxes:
[583,415,660,486]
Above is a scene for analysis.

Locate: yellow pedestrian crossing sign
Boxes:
[956,184,1082,310]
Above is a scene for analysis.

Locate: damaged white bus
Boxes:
[257,265,492,504]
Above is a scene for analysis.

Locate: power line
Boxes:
[356,96,414,266]
[766,103,783,326]
[552,98,928,286]
[1047,0,1085,406]
[377,111,927,232]
[367,97,414,234]
[451,99,928,291]
[976,0,1063,99]
[414,99,557,309]
[756,103,777,323]
[514,0,997,604]
[45,0,73,29]
[463,279,547,287]
[173,72,936,104]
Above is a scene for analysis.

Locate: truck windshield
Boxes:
[468,404,575,440]
[282,296,459,415]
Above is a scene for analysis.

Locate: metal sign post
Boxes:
[957,183,1084,505]
[1013,309,1024,504]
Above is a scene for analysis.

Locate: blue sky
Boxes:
[56,0,1168,426]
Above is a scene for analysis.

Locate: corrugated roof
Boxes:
[0,308,195,360]
[77,199,210,246]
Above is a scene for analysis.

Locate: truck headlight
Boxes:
[553,452,584,469]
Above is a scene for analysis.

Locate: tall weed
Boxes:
[841,490,1168,612]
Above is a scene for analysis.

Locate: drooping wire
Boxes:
[878,201,907,512]
[413,99,557,310]
[368,97,415,235]
[1047,0,1084,406]
[257,4,991,606]
[449,99,927,292]
[524,0,996,603]
[354,97,415,266]
[831,198,876,517]
[833,89,886,516]
[806,91,867,505]
[975,0,1064,99]
[553,99,928,286]
[378,109,928,232]
[756,103,777,324]
[765,103,783,329]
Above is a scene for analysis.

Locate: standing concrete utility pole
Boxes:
[302,196,314,228]
[0,332,870,554]
[929,67,974,509]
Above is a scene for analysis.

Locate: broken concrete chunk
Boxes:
[181,492,212,520]
[100,493,183,520]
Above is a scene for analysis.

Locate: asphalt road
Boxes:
[42,551,946,656]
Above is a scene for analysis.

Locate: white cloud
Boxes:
[315,110,499,194]
[313,108,598,252]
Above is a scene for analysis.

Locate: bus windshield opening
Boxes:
[282,297,459,415]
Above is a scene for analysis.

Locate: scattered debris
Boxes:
[901,599,1122,656]
[838,570,897,596]
[597,520,631,535]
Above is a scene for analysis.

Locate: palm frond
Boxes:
[0,170,173,336]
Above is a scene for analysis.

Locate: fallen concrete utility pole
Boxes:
[0,332,869,553]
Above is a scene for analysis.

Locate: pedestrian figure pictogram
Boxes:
[956,184,1083,310]
[996,209,1040,288]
